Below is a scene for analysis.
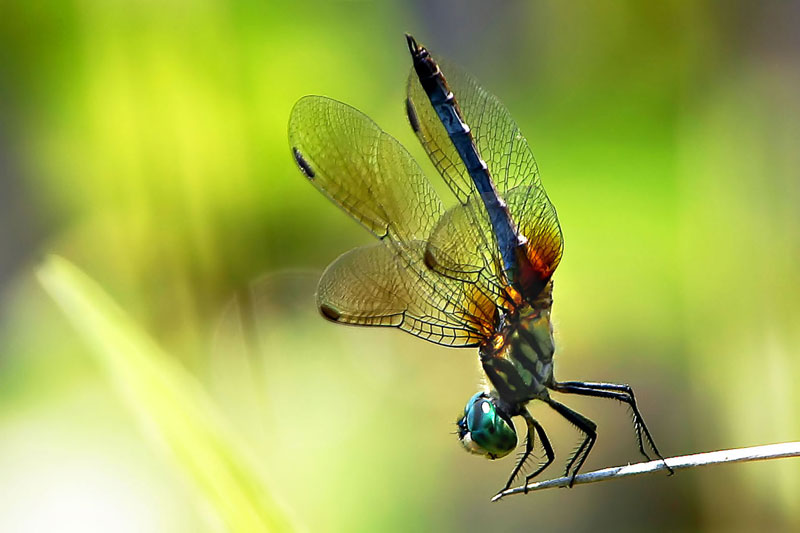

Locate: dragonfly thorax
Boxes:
[480,285,556,407]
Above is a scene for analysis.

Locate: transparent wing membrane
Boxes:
[288,96,496,346]
[407,59,542,198]
[318,244,491,346]
[289,97,436,243]
[424,195,504,293]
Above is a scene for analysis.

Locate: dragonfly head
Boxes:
[457,392,517,459]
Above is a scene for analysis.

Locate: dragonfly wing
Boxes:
[407,58,543,197]
[424,186,562,304]
[290,96,438,243]
[425,197,505,298]
[289,96,495,346]
[506,185,562,282]
[318,243,493,346]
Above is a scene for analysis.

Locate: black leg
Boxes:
[500,408,537,493]
[555,382,649,459]
[553,381,672,475]
[522,411,555,493]
[546,398,597,487]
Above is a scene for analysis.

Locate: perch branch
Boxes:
[492,441,800,502]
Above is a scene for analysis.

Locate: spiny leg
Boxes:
[500,407,538,493]
[553,381,672,474]
[555,381,648,461]
[546,398,597,487]
[521,410,554,493]
[555,382,650,459]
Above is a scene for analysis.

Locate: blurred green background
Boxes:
[1,1,799,531]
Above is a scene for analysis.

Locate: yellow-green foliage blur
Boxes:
[1,2,799,532]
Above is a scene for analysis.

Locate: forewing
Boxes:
[290,96,438,243]
[288,96,495,346]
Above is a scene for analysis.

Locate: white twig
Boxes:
[492,441,800,502]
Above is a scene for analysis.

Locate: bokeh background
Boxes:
[1,1,799,531]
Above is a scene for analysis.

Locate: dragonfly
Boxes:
[288,34,670,494]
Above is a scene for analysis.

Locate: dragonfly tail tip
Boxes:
[405,33,418,54]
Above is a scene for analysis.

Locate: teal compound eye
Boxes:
[457,392,517,459]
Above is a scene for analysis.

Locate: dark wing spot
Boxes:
[319,304,341,321]
[405,97,420,134]
[292,147,315,179]
[423,247,438,271]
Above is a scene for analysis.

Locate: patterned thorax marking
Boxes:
[480,284,556,406]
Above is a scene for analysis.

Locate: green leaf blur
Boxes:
[37,256,296,533]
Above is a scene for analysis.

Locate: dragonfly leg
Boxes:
[552,381,673,474]
[500,408,538,493]
[556,381,650,459]
[521,410,554,493]
[545,398,597,487]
